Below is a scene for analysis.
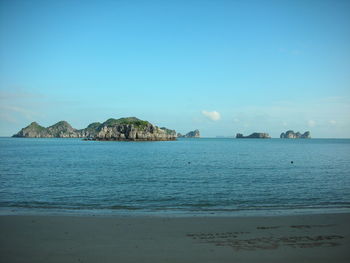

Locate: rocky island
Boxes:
[13,117,177,141]
[280,130,311,139]
[177,129,200,138]
[236,133,271,139]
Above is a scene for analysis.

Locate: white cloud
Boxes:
[307,120,316,127]
[201,110,221,121]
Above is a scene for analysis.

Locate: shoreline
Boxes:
[1,206,350,218]
[1,212,349,262]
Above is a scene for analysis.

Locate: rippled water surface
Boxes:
[0,137,349,215]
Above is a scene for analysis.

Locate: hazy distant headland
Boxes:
[177,129,200,138]
[236,132,271,139]
[236,131,311,139]
[280,130,311,139]
[12,117,177,141]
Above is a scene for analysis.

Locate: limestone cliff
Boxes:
[47,121,80,138]
[78,122,101,138]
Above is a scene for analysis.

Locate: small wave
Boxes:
[109,205,141,210]
[1,200,350,214]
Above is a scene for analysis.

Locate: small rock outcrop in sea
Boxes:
[236,133,271,139]
[280,130,311,139]
[13,117,177,141]
[177,129,200,138]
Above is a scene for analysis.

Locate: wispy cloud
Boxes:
[0,90,45,124]
[307,120,316,127]
[0,90,45,100]
[0,105,40,120]
[0,112,18,124]
[201,110,221,121]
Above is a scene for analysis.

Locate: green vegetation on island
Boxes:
[102,117,150,128]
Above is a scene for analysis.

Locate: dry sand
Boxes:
[0,213,349,263]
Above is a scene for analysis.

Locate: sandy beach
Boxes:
[0,212,349,263]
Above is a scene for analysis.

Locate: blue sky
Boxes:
[1,0,349,137]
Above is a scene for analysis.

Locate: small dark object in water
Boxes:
[291,161,294,164]
[188,162,191,164]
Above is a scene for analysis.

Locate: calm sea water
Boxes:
[0,137,349,216]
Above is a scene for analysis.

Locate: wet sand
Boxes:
[0,213,349,262]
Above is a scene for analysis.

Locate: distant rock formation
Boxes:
[236,133,271,139]
[177,129,200,138]
[13,121,81,138]
[280,130,311,139]
[13,117,177,141]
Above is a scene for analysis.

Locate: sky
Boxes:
[0,0,349,138]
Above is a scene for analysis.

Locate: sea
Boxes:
[0,137,349,216]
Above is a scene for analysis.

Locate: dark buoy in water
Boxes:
[291,161,294,164]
